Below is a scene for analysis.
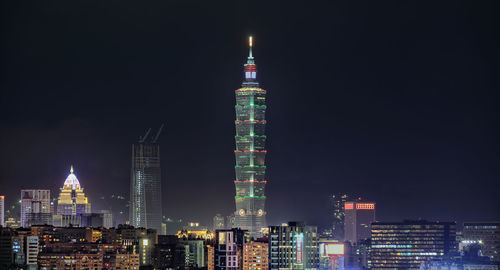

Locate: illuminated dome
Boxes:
[63,166,81,190]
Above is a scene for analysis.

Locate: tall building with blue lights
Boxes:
[130,126,163,233]
[233,36,267,237]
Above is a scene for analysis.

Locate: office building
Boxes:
[153,235,186,269]
[345,238,371,270]
[421,244,499,270]
[130,125,163,233]
[331,193,348,241]
[344,201,375,244]
[233,36,268,238]
[463,222,500,262]
[0,196,4,226]
[243,241,268,270]
[25,236,39,268]
[208,245,215,270]
[0,228,15,267]
[180,239,205,268]
[370,220,457,270]
[268,222,319,270]
[20,189,51,227]
[214,214,226,230]
[100,210,113,228]
[56,166,91,216]
[215,228,250,270]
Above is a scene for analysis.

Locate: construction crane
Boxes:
[152,123,165,143]
[138,128,152,143]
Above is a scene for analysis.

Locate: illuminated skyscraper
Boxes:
[0,196,4,226]
[21,189,51,227]
[344,201,375,244]
[56,166,91,216]
[233,36,268,237]
[130,126,163,233]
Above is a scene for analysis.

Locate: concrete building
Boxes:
[25,236,39,268]
[331,193,348,241]
[243,241,268,270]
[370,220,457,270]
[180,239,206,268]
[344,201,375,244]
[20,189,51,227]
[0,196,4,226]
[214,214,226,230]
[215,228,250,270]
[463,222,500,262]
[268,222,319,270]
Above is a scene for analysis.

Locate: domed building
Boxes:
[56,166,91,216]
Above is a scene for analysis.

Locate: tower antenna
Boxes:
[248,36,253,59]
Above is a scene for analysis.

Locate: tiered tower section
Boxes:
[234,36,267,237]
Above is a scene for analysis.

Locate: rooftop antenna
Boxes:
[152,123,165,143]
[139,128,152,143]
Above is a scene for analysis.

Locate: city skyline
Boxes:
[1,0,498,230]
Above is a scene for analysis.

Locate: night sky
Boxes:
[1,0,498,229]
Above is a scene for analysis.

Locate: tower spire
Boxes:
[249,36,253,59]
[70,165,74,174]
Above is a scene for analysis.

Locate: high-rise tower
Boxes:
[56,166,90,217]
[130,125,163,233]
[233,36,267,237]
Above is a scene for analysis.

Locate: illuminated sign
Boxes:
[344,203,354,210]
[326,243,344,255]
[295,233,304,264]
[356,203,375,210]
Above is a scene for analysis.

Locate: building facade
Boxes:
[331,194,348,241]
[268,222,319,270]
[0,196,4,226]
[179,239,206,268]
[215,228,250,270]
[56,166,91,217]
[233,36,268,238]
[243,241,269,270]
[463,222,500,262]
[370,220,457,270]
[344,201,375,244]
[130,126,163,233]
[214,214,226,230]
[20,189,51,228]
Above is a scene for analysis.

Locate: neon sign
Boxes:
[295,233,304,264]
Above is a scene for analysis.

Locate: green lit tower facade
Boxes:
[233,36,267,237]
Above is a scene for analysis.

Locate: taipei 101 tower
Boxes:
[233,36,268,237]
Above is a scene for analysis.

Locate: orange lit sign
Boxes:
[325,243,344,255]
[344,203,354,210]
[356,203,375,210]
